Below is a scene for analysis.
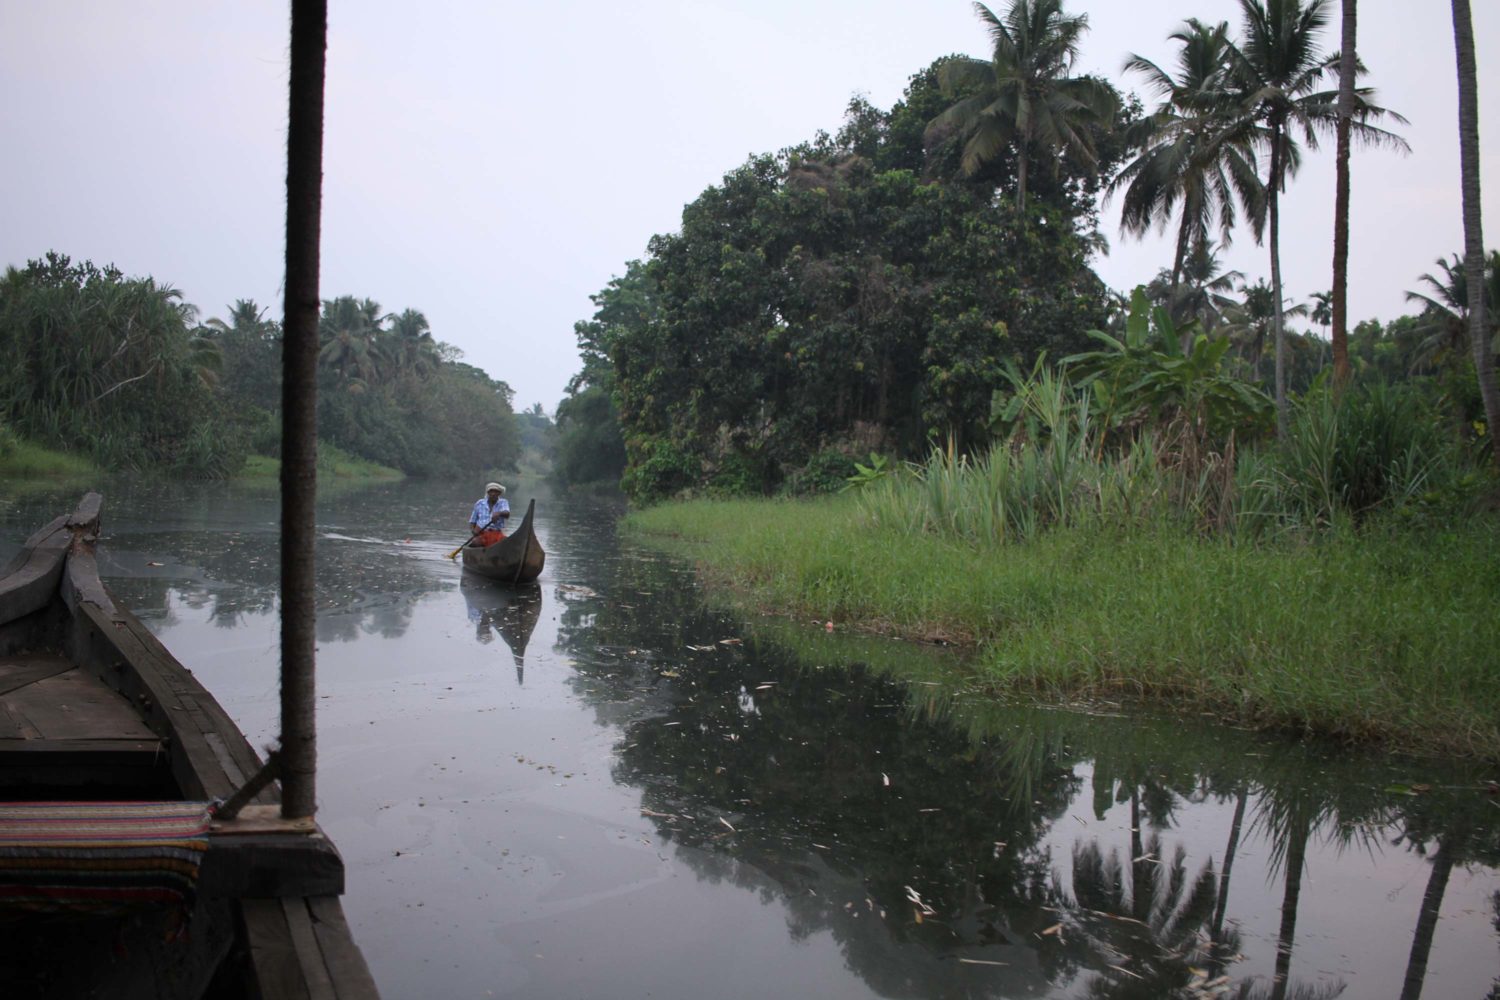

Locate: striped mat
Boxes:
[0,801,213,913]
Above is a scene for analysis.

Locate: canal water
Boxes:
[2,479,1497,999]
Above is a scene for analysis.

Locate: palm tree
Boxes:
[1451,0,1500,465]
[1404,251,1500,373]
[1330,0,1357,385]
[927,0,1118,209]
[1310,289,1332,368]
[1223,278,1307,378]
[1309,290,1332,333]
[385,307,439,376]
[1148,241,1244,335]
[1110,19,1265,297]
[206,299,272,339]
[319,294,387,383]
[1227,0,1407,438]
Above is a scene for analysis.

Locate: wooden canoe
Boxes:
[460,497,545,584]
[0,494,379,999]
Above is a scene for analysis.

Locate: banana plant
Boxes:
[1062,286,1273,447]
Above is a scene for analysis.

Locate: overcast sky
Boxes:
[2,2,1496,412]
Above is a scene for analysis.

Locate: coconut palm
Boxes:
[206,299,273,339]
[385,307,439,376]
[319,295,387,383]
[1404,251,1500,373]
[927,0,1118,209]
[1330,0,1358,384]
[1226,0,1408,437]
[1110,19,1265,298]
[1451,0,1500,464]
[1222,278,1307,378]
[1148,241,1245,335]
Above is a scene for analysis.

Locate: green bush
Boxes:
[622,439,698,503]
[782,448,858,496]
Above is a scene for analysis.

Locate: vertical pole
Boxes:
[280,0,327,820]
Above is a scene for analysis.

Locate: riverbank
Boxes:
[0,436,100,481]
[629,496,1500,761]
[238,444,404,484]
[0,436,403,485]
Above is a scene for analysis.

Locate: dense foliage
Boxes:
[557,0,1496,506]
[0,254,536,478]
[0,253,237,476]
[564,58,1124,501]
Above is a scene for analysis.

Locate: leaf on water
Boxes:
[686,644,718,652]
[659,670,680,678]
[903,886,935,915]
[718,638,743,645]
[755,683,776,690]
[882,773,890,787]
[147,561,164,567]
[719,817,736,832]
[957,958,1009,967]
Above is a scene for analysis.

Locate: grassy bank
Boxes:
[629,495,1500,760]
[236,444,404,483]
[0,437,101,480]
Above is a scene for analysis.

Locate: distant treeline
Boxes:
[0,252,545,478]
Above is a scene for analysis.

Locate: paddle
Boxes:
[447,508,507,560]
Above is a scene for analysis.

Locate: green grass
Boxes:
[629,495,1500,761]
[0,438,101,480]
[235,443,404,483]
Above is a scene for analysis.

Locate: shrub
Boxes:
[784,448,859,496]
[622,439,698,503]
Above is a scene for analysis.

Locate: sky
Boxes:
[2,2,1496,413]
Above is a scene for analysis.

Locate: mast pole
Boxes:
[280,0,327,820]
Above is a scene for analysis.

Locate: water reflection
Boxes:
[554,530,1500,999]
[461,577,542,681]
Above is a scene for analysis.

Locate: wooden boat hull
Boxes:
[0,495,378,998]
[461,497,545,584]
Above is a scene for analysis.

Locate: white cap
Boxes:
[485,482,504,494]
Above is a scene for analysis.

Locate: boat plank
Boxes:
[243,897,314,1000]
[2,670,159,740]
[65,585,263,802]
[306,896,382,1000]
[283,896,340,1000]
[0,654,75,697]
[0,701,42,739]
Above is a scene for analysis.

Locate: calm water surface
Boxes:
[2,479,1497,1000]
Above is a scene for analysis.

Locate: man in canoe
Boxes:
[469,482,510,546]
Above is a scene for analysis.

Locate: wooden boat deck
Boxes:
[0,652,166,791]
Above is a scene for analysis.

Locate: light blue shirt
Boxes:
[470,496,510,530]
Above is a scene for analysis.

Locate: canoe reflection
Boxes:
[460,577,542,682]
